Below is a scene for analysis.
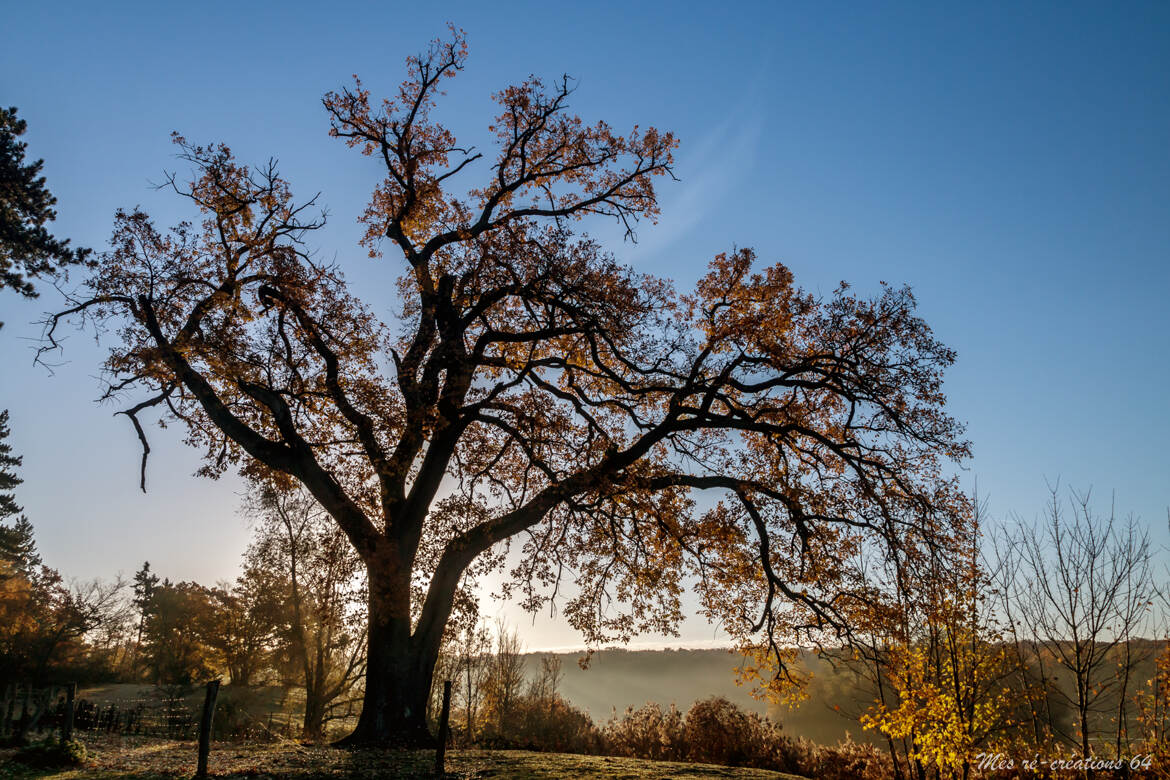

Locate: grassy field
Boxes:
[0,734,807,779]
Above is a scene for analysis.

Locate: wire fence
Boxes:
[0,680,455,777]
[0,683,310,743]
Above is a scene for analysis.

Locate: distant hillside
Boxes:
[527,639,1166,748]
[522,648,869,746]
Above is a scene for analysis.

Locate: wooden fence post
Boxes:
[195,679,221,779]
[24,687,50,736]
[435,680,452,777]
[1,684,11,737]
[61,683,76,742]
[16,684,30,742]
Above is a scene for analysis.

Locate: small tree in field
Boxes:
[243,482,366,740]
[140,580,217,686]
[43,28,970,745]
[859,495,1019,780]
[205,576,280,687]
[452,617,491,741]
[480,621,526,740]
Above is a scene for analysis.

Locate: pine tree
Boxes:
[0,409,22,519]
[132,561,160,615]
[0,409,39,575]
[0,107,89,302]
[132,561,160,655]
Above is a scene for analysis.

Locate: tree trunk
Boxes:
[336,559,438,748]
[339,619,435,746]
[303,692,325,742]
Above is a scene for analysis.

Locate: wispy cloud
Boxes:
[628,110,765,264]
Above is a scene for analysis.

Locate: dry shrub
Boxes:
[600,696,893,779]
[469,687,896,778]
[683,696,767,766]
[785,734,892,780]
[602,703,686,761]
[477,691,601,754]
[511,694,602,753]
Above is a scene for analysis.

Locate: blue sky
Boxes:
[1,2,1167,649]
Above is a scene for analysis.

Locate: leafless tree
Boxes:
[1008,484,1155,759]
[452,617,492,741]
[482,620,527,736]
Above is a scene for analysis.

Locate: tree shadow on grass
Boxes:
[0,738,805,779]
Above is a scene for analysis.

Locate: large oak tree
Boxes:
[44,30,970,745]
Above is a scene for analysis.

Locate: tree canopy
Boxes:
[44,28,970,745]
